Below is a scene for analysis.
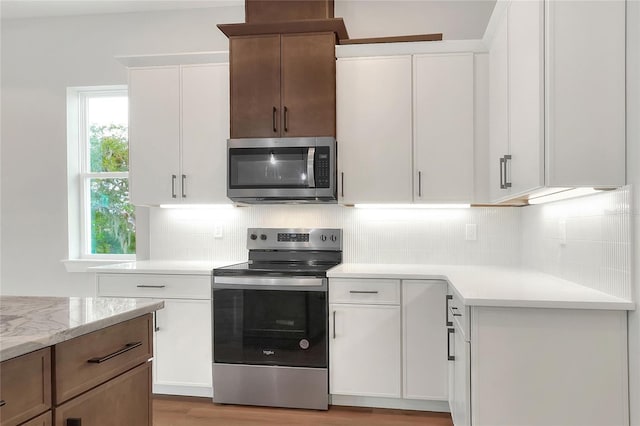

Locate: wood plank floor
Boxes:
[153,396,454,426]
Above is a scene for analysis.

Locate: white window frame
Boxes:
[66,85,135,261]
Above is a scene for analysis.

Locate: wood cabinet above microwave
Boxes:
[230,32,336,139]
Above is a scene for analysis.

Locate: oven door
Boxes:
[213,276,327,368]
[227,137,336,202]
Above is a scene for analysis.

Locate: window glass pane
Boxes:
[90,178,136,254]
[87,96,128,172]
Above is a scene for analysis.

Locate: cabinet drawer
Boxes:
[55,362,151,426]
[97,274,211,299]
[329,279,400,305]
[54,314,152,404]
[20,411,51,426]
[0,348,51,426]
[448,289,469,340]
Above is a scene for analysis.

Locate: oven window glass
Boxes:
[229,148,310,189]
[214,289,327,368]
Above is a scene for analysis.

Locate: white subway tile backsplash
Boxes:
[148,186,632,301]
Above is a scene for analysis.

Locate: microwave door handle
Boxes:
[307,147,315,188]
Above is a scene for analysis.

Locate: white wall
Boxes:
[0,5,243,296]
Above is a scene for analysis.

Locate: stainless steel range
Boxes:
[212,227,342,410]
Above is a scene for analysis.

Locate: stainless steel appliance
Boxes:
[226,137,337,204]
[212,227,342,410]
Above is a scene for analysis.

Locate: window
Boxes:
[68,87,135,259]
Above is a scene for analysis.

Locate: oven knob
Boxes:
[330,235,337,242]
[321,235,327,242]
[260,234,267,241]
[250,233,257,240]
[299,339,310,350]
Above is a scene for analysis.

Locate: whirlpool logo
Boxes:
[262,350,275,356]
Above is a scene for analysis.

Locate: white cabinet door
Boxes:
[413,54,474,203]
[336,56,412,204]
[181,64,230,204]
[329,304,401,397]
[402,281,448,400]
[154,299,212,396]
[129,66,181,205]
[488,8,510,202]
[508,0,544,198]
[451,324,470,426]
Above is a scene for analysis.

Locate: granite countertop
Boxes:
[327,264,634,310]
[0,296,164,362]
[90,260,245,275]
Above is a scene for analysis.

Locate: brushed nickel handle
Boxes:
[499,157,505,189]
[136,285,166,288]
[446,295,453,327]
[284,106,289,133]
[349,290,378,294]
[418,171,422,197]
[181,174,187,198]
[341,172,344,198]
[272,107,277,133]
[504,154,512,188]
[171,174,177,198]
[447,328,455,361]
[332,311,336,339]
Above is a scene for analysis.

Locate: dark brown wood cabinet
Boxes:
[230,32,336,138]
[245,0,334,23]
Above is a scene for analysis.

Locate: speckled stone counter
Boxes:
[0,296,164,362]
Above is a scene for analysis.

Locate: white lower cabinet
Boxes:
[447,290,629,426]
[96,273,213,397]
[329,278,448,405]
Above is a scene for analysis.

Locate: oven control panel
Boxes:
[247,228,342,250]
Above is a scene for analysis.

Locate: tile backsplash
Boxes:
[149,186,632,300]
[521,186,632,300]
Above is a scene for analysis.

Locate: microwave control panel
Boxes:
[314,147,331,188]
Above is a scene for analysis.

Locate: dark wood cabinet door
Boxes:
[54,362,151,426]
[281,32,336,137]
[230,35,281,138]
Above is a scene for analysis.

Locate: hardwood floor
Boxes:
[153,396,453,426]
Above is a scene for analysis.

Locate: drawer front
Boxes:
[329,279,400,305]
[448,289,469,340]
[0,348,51,426]
[97,274,211,299]
[21,411,52,426]
[54,314,152,404]
[55,362,151,426]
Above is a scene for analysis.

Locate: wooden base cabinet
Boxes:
[54,363,151,426]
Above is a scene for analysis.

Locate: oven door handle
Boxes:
[307,147,316,188]
[214,276,326,289]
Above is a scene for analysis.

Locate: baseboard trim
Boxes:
[330,395,450,412]
[153,384,213,398]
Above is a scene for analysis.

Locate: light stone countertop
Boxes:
[0,296,164,362]
[327,264,634,310]
[89,260,245,275]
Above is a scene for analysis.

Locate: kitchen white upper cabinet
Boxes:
[402,280,448,400]
[487,0,625,203]
[336,56,413,204]
[129,66,181,206]
[128,63,230,206]
[413,54,474,203]
[329,304,401,398]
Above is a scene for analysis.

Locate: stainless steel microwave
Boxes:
[227,137,337,204]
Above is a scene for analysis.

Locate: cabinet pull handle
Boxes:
[503,154,512,188]
[171,174,177,198]
[182,174,187,198]
[446,295,453,327]
[154,313,160,332]
[67,419,82,426]
[447,328,455,361]
[341,172,344,197]
[284,106,289,132]
[332,311,336,339]
[418,171,422,197]
[349,290,379,294]
[0,400,6,407]
[87,341,142,364]
[499,157,505,189]
[136,285,166,289]
[272,107,277,133]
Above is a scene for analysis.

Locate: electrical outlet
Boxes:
[214,225,223,239]
[465,224,477,241]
